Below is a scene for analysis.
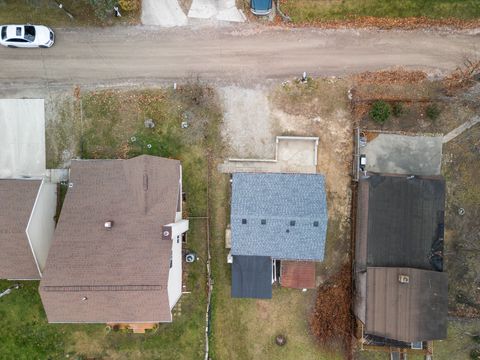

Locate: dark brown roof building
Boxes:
[354,174,447,343]
[0,180,41,280]
[40,155,188,323]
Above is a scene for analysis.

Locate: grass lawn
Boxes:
[281,0,480,23]
[1,84,223,359]
[434,320,480,360]
[0,0,140,27]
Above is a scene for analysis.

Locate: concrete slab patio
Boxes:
[362,133,443,176]
[0,99,46,178]
[219,136,318,174]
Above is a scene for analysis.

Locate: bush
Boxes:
[119,0,140,11]
[392,102,404,117]
[369,101,391,124]
[426,103,441,120]
[470,348,480,360]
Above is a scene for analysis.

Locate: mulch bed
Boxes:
[310,264,353,358]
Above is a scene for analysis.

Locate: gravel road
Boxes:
[0,25,478,92]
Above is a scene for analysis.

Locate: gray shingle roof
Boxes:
[231,173,327,261]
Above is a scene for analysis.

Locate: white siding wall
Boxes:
[26,180,57,274]
[167,219,189,309]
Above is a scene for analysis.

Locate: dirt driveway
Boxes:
[1,28,478,92]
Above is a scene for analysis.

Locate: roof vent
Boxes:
[398,275,410,284]
[290,220,296,226]
[81,296,88,301]
[313,221,319,227]
[104,221,114,230]
[261,219,266,225]
[143,173,148,191]
[242,219,247,224]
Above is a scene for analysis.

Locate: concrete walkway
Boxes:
[442,116,480,143]
[141,0,188,26]
[188,0,245,22]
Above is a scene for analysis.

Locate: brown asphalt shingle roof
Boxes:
[0,179,41,280]
[40,155,180,323]
[280,261,316,289]
[366,267,448,342]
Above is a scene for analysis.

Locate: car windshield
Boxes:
[24,25,35,42]
[1,26,6,40]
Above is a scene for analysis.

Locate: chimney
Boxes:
[162,225,172,240]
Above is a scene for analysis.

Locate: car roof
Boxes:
[5,25,25,39]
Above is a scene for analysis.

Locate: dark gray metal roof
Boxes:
[231,173,328,261]
[231,255,272,299]
[357,174,445,270]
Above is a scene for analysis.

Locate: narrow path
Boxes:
[443,116,480,143]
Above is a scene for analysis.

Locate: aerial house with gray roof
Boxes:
[229,173,328,299]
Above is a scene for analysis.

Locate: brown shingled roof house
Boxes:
[354,174,448,354]
[0,179,57,280]
[39,155,188,325]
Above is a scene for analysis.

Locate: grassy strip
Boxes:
[0,0,139,27]
[281,0,480,24]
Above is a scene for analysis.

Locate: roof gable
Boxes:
[0,179,41,280]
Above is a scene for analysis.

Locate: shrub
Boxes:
[392,102,404,117]
[426,103,441,120]
[119,0,140,11]
[369,101,391,124]
[470,348,480,360]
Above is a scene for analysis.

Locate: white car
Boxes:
[0,24,54,48]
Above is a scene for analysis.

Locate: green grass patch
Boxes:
[282,0,480,23]
[0,0,139,27]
